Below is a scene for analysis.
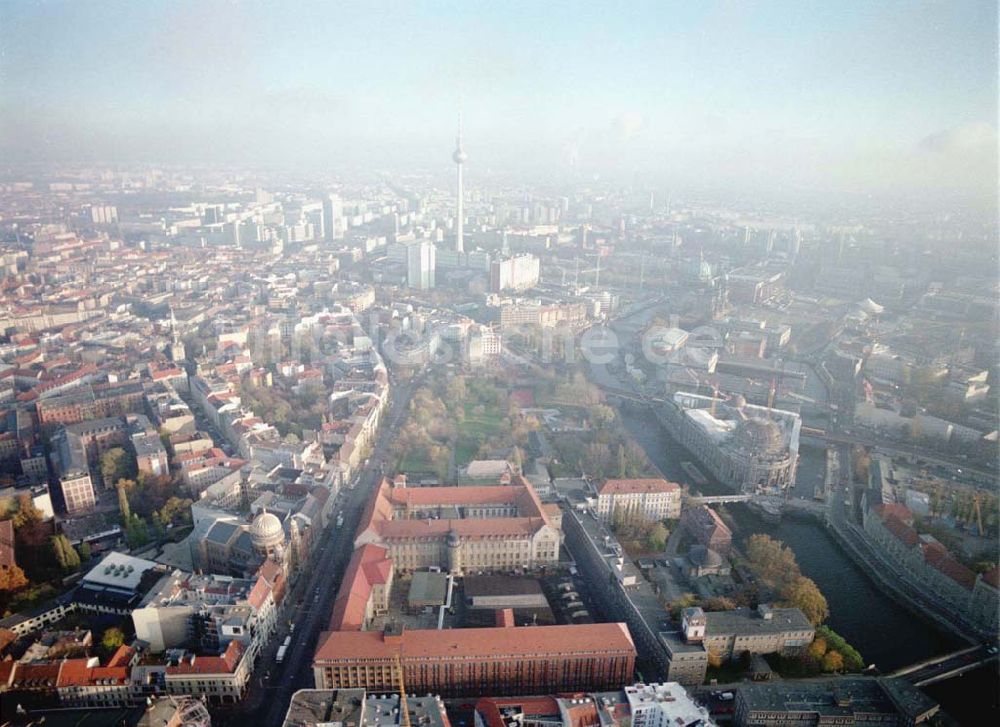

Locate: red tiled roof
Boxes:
[329,544,391,631]
[55,659,129,687]
[257,559,285,588]
[682,505,731,537]
[354,480,395,541]
[0,629,16,655]
[106,645,134,668]
[356,476,553,544]
[88,666,129,684]
[475,696,560,727]
[246,573,273,611]
[11,662,61,687]
[54,659,90,687]
[166,640,244,675]
[562,702,600,727]
[873,503,913,525]
[315,622,635,662]
[882,515,919,548]
[598,478,680,496]
[921,544,976,590]
[388,484,523,508]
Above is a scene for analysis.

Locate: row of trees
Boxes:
[744,534,830,626]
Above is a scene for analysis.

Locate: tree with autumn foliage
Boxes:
[0,564,29,593]
[822,650,845,672]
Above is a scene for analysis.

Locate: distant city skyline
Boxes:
[1,1,996,207]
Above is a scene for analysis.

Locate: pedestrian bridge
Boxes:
[687,494,753,504]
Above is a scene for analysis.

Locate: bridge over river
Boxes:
[889,644,998,687]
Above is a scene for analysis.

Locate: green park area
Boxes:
[390,372,530,480]
[390,366,662,484]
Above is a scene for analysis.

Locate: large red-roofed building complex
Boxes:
[354,475,561,574]
[315,474,635,697]
[313,622,635,697]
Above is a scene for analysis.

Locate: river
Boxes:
[617,404,998,725]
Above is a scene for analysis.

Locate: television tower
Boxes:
[452,114,467,253]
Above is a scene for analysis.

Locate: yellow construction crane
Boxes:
[394,653,411,727]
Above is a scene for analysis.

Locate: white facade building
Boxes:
[406,240,436,290]
[625,682,715,727]
[596,479,682,522]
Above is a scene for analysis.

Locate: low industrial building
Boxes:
[733,676,939,727]
[463,575,548,610]
[701,604,814,660]
[74,552,165,615]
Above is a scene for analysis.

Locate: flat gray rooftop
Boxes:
[706,606,812,636]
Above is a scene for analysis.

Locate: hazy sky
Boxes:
[2,1,996,203]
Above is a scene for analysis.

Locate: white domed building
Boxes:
[195,508,291,577]
[251,510,286,558]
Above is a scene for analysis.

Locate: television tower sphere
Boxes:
[453,143,467,165]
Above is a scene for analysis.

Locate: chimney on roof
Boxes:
[383,622,405,645]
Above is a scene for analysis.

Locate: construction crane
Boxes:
[394,653,411,727]
[972,492,985,537]
[708,381,733,419]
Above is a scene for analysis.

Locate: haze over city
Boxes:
[0,2,997,727]
[3,1,998,207]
